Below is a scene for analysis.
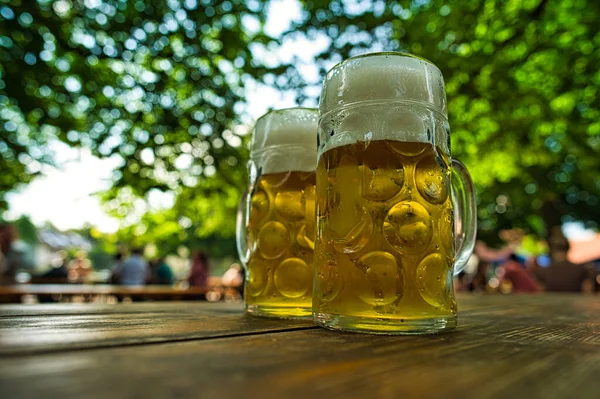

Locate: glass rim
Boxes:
[254,107,318,126]
[325,51,442,78]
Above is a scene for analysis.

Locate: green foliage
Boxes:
[2,0,599,253]
[88,238,117,270]
[289,0,600,239]
[13,215,37,243]
[0,0,271,253]
[112,202,238,258]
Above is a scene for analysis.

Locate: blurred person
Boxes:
[114,247,149,286]
[593,259,600,293]
[0,223,19,283]
[471,260,491,292]
[526,254,542,273]
[541,237,592,293]
[501,254,541,293]
[222,264,242,301]
[68,251,92,283]
[222,263,243,288]
[35,251,69,301]
[110,252,125,284]
[527,254,551,283]
[148,258,158,279]
[0,224,6,282]
[498,229,526,245]
[222,263,244,299]
[152,257,174,286]
[39,251,69,282]
[188,250,209,289]
[475,240,519,263]
[454,271,470,293]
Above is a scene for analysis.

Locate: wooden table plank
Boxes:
[0,302,314,356]
[0,294,518,355]
[2,295,598,357]
[1,295,599,399]
[0,301,236,317]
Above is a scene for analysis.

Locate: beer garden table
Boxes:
[0,294,598,398]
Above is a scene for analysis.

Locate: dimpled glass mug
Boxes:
[313,53,477,334]
[237,108,318,319]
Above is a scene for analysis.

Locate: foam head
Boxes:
[320,52,447,116]
[251,108,318,174]
[318,53,449,154]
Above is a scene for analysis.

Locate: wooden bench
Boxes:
[0,284,207,303]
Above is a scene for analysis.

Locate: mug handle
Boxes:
[451,159,477,275]
[236,189,250,266]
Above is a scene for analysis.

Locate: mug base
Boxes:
[246,304,312,320]
[313,312,457,335]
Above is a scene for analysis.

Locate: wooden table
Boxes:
[0,294,598,398]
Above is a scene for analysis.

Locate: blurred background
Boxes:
[0,0,599,295]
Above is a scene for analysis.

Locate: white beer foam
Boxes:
[252,109,318,174]
[320,53,447,115]
[318,53,448,154]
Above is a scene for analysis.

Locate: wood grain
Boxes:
[0,295,599,399]
[0,302,314,356]
[0,301,215,317]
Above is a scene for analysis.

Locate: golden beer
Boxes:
[245,171,316,317]
[237,107,318,318]
[313,140,456,331]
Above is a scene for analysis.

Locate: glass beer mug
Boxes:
[313,53,477,334]
[237,108,318,318]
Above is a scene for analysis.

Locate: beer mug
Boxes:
[237,108,318,318]
[313,53,476,334]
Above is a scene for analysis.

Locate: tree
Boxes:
[13,215,37,244]
[3,0,599,250]
[285,0,600,242]
[0,0,287,247]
